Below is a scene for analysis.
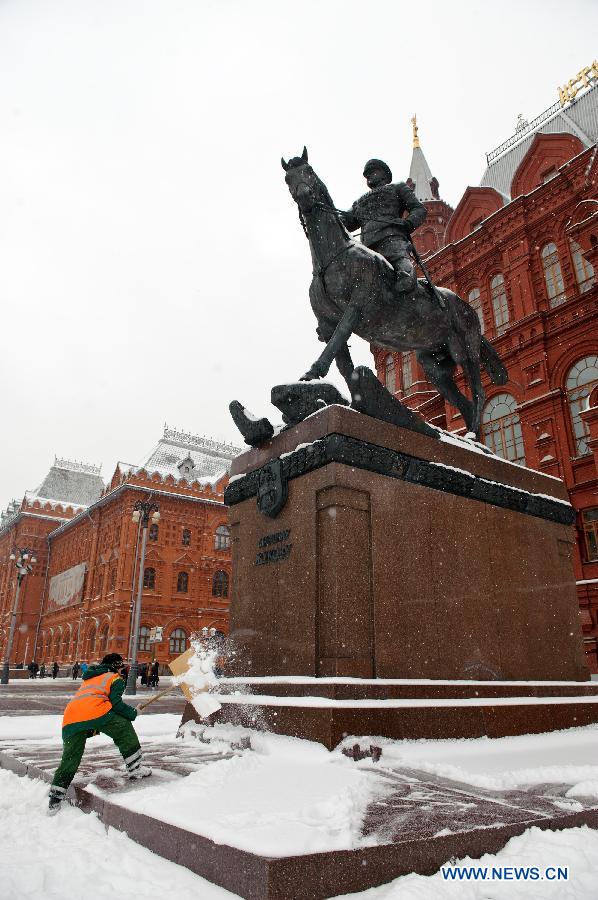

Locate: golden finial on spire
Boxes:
[411,114,420,149]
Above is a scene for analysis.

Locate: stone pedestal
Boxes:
[225,406,588,683]
[182,406,598,745]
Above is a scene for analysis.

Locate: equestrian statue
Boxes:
[229,147,508,448]
[282,147,507,439]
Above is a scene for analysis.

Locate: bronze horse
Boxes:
[282,148,507,437]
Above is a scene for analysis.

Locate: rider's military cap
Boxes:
[363,159,392,182]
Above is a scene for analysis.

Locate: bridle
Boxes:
[290,176,352,280]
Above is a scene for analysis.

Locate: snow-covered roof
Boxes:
[28,457,104,508]
[0,499,22,528]
[481,83,598,198]
[140,425,242,483]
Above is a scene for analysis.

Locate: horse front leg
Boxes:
[335,342,355,394]
[301,301,361,381]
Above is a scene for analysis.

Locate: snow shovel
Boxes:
[169,647,222,719]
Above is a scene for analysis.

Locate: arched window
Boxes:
[401,352,413,392]
[182,528,191,546]
[570,240,595,294]
[143,567,156,590]
[169,628,187,654]
[384,353,395,393]
[468,287,484,333]
[490,274,509,333]
[215,525,231,551]
[212,570,229,598]
[99,625,109,652]
[148,523,159,541]
[62,629,70,658]
[177,571,189,593]
[541,243,565,306]
[138,625,151,652]
[566,356,598,456]
[582,509,598,562]
[482,393,526,465]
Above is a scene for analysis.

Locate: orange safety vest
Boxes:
[62,671,120,728]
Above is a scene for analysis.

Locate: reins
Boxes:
[297,197,353,281]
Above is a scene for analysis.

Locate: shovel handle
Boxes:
[136,685,177,713]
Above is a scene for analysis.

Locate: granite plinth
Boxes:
[183,677,598,747]
[5,745,598,900]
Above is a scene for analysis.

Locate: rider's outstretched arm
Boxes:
[339,206,360,233]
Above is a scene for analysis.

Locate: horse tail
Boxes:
[480,336,508,385]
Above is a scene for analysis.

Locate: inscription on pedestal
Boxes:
[255,528,293,566]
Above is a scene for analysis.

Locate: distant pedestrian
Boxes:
[140,663,148,687]
[72,661,80,679]
[149,660,159,688]
[80,662,88,676]
[48,653,151,815]
[28,661,36,679]
[52,662,59,679]
[39,663,46,679]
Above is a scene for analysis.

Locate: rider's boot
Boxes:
[394,267,417,297]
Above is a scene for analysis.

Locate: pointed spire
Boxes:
[408,117,437,202]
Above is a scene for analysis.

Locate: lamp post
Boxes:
[125,500,160,695]
[1,549,37,685]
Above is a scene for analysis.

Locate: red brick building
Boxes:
[374,85,598,668]
[0,427,240,670]
[0,459,105,669]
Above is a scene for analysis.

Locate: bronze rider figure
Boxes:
[340,159,427,294]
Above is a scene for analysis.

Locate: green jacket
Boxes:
[62,664,137,739]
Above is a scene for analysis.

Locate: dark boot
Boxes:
[48,784,67,816]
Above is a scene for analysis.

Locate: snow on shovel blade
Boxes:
[169,647,222,719]
[192,691,222,718]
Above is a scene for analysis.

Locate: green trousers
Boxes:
[51,715,141,790]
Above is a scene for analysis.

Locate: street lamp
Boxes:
[125,500,160,695]
[1,549,37,685]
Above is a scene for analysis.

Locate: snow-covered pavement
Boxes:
[2,714,598,897]
[334,826,598,898]
[0,768,238,900]
[2,767,598,899]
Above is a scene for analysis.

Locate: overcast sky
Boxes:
[1,0,596,508]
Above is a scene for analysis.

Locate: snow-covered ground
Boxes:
[0,769,237,900]
[102,724,387,855]
[334,826,598,898]
[2,715,598,897]
[371,724,598,793]
[2,766,598,899]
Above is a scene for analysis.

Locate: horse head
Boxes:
[281,146,326,214]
